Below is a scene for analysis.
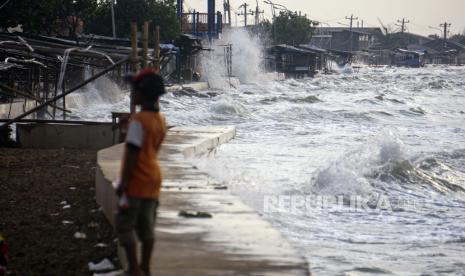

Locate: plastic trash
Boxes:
[88,258,115,271]
[92,270,124,276]
[74,232,87,239]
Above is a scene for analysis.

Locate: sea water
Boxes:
[71,65,465,275]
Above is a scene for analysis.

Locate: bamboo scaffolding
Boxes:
[0,56,130,130]
[143,21,149,67]
[0,84,70,112]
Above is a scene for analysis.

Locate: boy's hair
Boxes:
[127,68,166,102]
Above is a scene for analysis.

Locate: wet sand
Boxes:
[0,149,117,275]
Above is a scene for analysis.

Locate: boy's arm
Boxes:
[117,144,140,196]
[117,120,144,196]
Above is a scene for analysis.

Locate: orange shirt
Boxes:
[124,111,167,199]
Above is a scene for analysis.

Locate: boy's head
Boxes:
[126,68,165,105]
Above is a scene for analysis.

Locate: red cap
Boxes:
[125,68,160,85]
[132,68,156,83]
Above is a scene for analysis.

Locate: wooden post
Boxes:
[53,72,58,118]
[130,21,138,114]
[154,25,160,71]
[142,21,149,68]
[44,66,49,101]
[62,83,66,120]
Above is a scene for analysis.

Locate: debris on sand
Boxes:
[88,258,115,271]
[74,232,87,239]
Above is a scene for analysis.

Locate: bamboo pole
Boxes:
[130,22,139,71]
[0,56,129,130]
[0,84,70,113]
[130,21,138,114]
[143,21,149,68]
[62,83,66,119]
[0,118,113,125]
[154,25,161,71]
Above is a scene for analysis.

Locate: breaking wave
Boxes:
[309,130,465,198]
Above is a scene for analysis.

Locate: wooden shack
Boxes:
[266,45,319,78]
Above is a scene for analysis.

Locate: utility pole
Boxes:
[396,18,410,33]
[238,3,253,27]
[440,22,451,48]
[223,0,231,26]
[345,14,358,52]
[227,0,231,26]
[110,0,116,38]
[254,1,264,26]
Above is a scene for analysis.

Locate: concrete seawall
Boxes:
[95,126,310,275]
[16,122,118,150]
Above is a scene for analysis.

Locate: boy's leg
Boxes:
[115,198,142,276]
[136,199,158,276]
[141,239,154,275]
[124,244,141,276]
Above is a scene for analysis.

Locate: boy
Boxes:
[116,68,167,276]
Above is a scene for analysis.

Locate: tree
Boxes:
[0,0,97,37]
[0,0,180,41]
[251,20,273,44]
[85,0,180,41]
[271,11,318,45]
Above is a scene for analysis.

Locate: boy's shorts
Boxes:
[115,197,159,246]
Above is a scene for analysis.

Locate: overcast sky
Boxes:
[185,0,465,36]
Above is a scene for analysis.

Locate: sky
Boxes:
[185,0,465,36]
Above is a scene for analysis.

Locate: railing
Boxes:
[181,12,224,38]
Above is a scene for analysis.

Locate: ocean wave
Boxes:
[309,131,465,198]
[288,95,323,104]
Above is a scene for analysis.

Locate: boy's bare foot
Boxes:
[140,265,151,276]
[127,268,143,276]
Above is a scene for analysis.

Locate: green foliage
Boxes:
[270,11,318,45]
[0,0,180,41]
[252,20,273,44]
[0,0,97,37]
[85,0,180,41]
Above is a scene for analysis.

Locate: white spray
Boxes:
[200,28,269,88]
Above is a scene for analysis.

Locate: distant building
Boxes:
[310,27,383,52]
[420,39,465,64]
[379,32,432,50]
[266,45,321,77]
